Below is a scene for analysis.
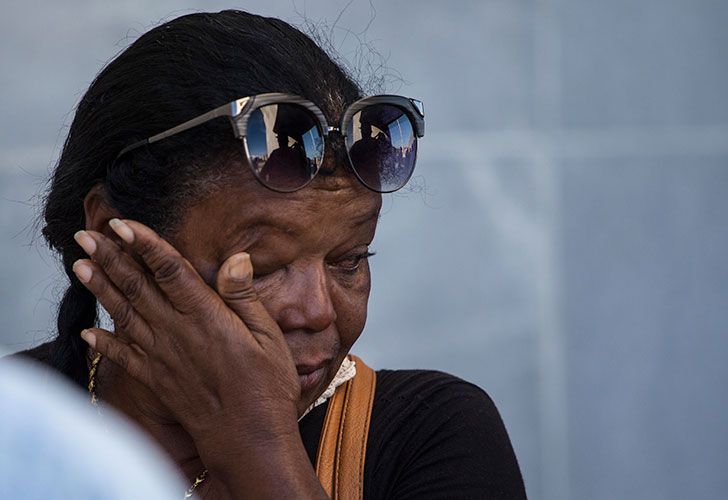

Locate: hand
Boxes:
[71,218,303,470]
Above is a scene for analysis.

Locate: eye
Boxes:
[252,269,272,280]
[330,251,376,274]
[249,258,286,281]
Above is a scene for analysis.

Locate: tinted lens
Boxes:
[344,104,417,192]
[245,103,324,191]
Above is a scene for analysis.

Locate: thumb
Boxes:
[216,253,275,336]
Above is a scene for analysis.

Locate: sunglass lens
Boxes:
[245,103,324,191]
[345,104,417,192]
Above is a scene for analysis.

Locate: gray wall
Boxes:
[2,1,727,499]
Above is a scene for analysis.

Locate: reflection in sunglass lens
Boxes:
[344,104,417,192]
[245,103,324,192]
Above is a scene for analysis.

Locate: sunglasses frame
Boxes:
[116,93,425,193]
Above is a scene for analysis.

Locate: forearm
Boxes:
[203,426,328,500]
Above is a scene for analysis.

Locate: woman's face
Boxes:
[169,168,382,411]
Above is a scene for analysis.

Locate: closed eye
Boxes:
[331,251,376,273]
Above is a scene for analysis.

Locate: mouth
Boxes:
[296,360,331,393]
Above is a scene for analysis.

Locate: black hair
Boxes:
[41,10,362,387]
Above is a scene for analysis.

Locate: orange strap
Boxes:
[315,355,376,499]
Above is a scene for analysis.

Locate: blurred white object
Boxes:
[0,356,184,500]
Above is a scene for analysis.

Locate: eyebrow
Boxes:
[239,218,299,238]
[224,210,379,245]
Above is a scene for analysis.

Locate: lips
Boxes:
[296,360,331,393]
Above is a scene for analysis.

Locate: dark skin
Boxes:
[72,165,382,499]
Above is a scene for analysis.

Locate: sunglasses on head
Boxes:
[115,93,425,193]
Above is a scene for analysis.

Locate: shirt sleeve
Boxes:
[365,370,527,500]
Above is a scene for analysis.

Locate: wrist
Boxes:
[203,425,326,499]
[187,402,327,498]
[191,403,298,461]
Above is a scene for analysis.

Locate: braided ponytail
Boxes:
[51,283,97,386]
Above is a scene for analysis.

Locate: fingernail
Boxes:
[74,230,97,255]
[73,259,93,283]
[228,253,251,281]
[80,329,97,348]
[109,218,134,244]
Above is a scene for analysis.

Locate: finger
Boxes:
[80,327,150,387]
[216,252,282,342]
[72,258,156,350]
[74,228,174,325]
[108,218,212,314]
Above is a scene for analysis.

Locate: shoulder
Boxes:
[1,341,60,384]
[365,369,527,499]
[2,341,55,365]
[374,368,496,408]
[371,369,505,433]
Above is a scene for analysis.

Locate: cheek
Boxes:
[251,265,372,348]
[251,275,287,318]
[331,275,371,349]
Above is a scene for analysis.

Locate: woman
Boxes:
[16,10,526,499]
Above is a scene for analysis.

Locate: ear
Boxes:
[83,183,123,243]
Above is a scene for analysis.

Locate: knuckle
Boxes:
[112,300,136,331]
[111,343,131,371]
[179,293,214,317]
[135,235,157,258]
[134,233,187,285]
[118,272,145,302]
[222,285,258,302]
[167,334,187,360]
[94,246,117,271]
[153,255,184,284]
[93,272,112,295]
[143,328,157,350]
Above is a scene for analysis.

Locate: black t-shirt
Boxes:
[12,344,527,498]
[300,369,527,499]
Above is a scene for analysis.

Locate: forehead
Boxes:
[173,169,382,253]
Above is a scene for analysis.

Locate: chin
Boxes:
[297,354,344,412]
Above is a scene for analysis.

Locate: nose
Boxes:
[318,132,349,177]
[276,261,337,334]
